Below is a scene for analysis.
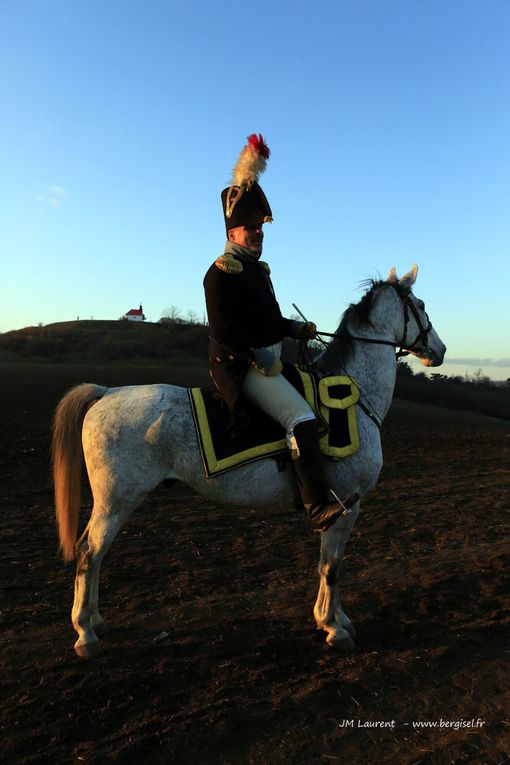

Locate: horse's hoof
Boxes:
[343,621,357,639]
[326,633,356,652]
[74,640,101,659]
[93,620,108,636]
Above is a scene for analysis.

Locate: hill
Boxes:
[0,319,209,365]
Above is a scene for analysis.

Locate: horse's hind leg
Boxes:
[72,499,141,658]
[313,500,360,650]
[89,555,106,634]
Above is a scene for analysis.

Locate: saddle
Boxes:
[188,365,360,478]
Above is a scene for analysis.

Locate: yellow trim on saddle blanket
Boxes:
[318,376,360,457]
[189,386,288,475]
[189,369,360,478]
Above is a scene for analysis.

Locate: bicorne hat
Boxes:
[221,134,273,232]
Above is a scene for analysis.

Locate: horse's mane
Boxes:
[317,278,401,371]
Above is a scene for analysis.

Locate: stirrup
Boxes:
[307,492,360,532]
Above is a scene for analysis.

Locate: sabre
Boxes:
[292,302,309,323]
[292,303,330,350]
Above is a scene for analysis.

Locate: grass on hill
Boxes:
[0,319,209,365]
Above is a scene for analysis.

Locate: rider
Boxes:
[203,134,353,531]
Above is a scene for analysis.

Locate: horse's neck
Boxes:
[320,341,397,423]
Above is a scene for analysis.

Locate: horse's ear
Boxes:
[386,267,398,284]
[398,264,418,291]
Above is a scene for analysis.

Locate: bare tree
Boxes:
[160,306,183,323]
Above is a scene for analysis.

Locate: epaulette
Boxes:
[259,261,271,274]
[214,254,243,274]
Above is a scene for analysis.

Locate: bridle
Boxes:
[311,284,434,430]
[318,284,434,359]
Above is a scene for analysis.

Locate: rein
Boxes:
[300,286,434,431]
[317,287,433,357]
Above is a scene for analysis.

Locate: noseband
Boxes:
[396,288,433,357]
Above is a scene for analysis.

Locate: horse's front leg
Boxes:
[313,500,360,650]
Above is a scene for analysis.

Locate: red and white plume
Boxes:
[231,133,270,187]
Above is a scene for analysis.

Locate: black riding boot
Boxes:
[292,419,358,532]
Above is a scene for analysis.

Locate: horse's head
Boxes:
[385,265,446,367]
[320,266,446,373]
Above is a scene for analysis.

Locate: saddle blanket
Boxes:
[188,364,360,478]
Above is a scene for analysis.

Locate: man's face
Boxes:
[229,224,264,254]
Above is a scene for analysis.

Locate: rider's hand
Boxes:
[291,321,317,340]
[251,347,283,376]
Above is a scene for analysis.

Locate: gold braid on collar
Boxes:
[214,253,243,274]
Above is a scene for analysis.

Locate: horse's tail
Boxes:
[52,383,107,561]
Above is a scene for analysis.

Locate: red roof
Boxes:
[126,308,144,316]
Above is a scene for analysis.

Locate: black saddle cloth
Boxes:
[188,364,359,478]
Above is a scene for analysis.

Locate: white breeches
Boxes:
[242,342,316,447]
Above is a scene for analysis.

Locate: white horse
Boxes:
[52,265,445,658]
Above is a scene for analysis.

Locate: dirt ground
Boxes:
[1,363,510,765]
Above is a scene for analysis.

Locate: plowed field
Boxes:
[1,364,509,765]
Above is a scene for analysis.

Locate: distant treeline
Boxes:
[395,361,510,421]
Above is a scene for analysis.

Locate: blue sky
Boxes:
[1,0,509,379]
